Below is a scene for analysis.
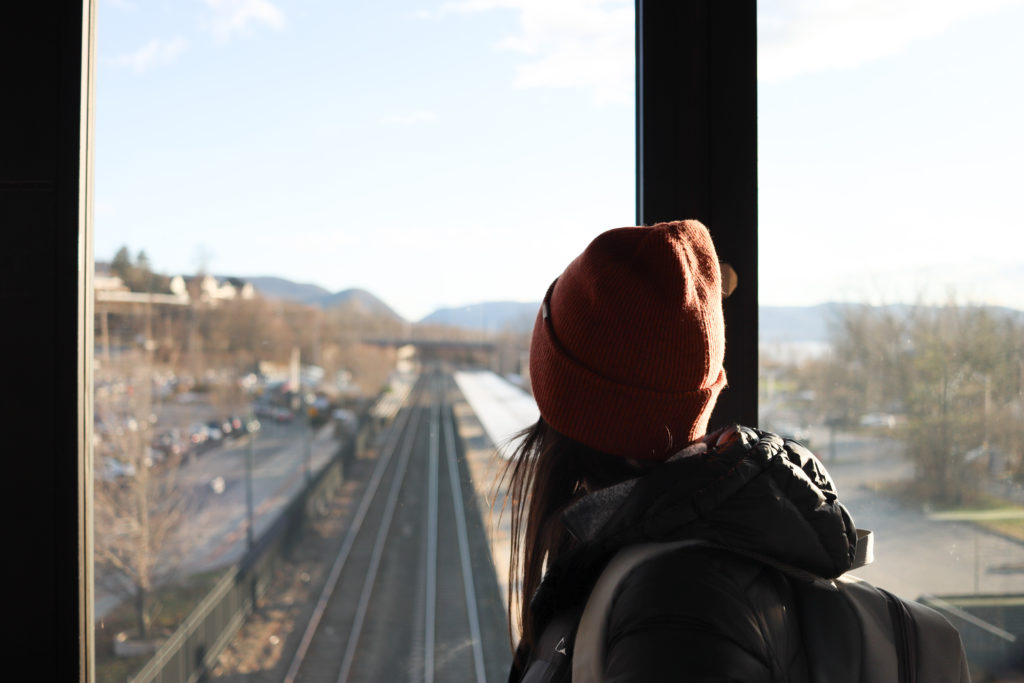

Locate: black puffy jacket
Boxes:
[509,425,859,682]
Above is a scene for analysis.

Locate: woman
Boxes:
[504,220,858,682]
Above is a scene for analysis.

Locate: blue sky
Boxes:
[95,0,1024,320]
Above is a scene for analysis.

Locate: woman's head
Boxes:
[529,220,727,460]
[504,221,728,652]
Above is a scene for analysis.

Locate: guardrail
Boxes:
[130,425,363,683]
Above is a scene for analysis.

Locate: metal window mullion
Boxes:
[636,0,758,429]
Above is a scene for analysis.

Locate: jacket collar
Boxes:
[560,424,856,577]
[528,425,859,634]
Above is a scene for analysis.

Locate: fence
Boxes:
[921,594,1024,677]
[130,428,360,683]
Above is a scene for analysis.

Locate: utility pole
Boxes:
[303,391,312,486]
[245,408,256,551]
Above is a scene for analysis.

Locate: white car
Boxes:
[98,457,136,482]
[859,413,896,429]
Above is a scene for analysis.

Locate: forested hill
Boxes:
[246,277,402,321]
[245,276,330,304]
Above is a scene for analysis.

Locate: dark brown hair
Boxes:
[499,418,641,653]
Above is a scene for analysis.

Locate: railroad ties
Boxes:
[285,365,509,683]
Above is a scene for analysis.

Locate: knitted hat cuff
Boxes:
[530,305,727,461]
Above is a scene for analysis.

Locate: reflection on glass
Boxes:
[93,1,633,681]
[758,3,1024,678]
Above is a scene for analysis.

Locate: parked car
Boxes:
[205,422,224,442]
[859,412,896,429]
[253,401,276,419]
[98,457,135,482]
[189,423,210,445]
[209,418,233,439]
[151,430,187,458]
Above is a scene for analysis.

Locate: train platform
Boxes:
[451,370,538,626]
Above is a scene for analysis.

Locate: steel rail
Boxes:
[424,374,440,683]
[336,388,425,683]
[441,374,488,683]
[282,375,423,683]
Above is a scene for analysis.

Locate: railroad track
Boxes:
[284,366,508,682]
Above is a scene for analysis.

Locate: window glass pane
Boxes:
[759,4,1024,677]
[92,1,633,680]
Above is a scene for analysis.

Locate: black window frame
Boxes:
[1,1,756,678]
[636,1,757,429]
[2,2,97,681]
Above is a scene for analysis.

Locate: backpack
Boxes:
[522,533,972,682]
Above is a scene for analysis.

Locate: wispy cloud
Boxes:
[759,0,1024,83]
[436,0,633,105]
[202,0,286,41]
[382,110,439,125]
[109,36,188,73]
[409,8,439,20]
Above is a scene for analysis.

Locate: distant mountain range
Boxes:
[427,302,855,341]
[244,276,331,303]
[244,276,403,321]
[759,304,843,343]
[420,301,540,333]
[243,275,1023,343]
[247,276,541,331]
[759,303,1024,343]
[420,301,853,341]
[423,301,1023,342]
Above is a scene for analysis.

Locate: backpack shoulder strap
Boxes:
[571,531,877,683]
[518,608,580,683]
[572,540,707,683]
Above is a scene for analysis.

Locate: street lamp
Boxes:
[302,391,312,486]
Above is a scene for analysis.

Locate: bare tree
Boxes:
[94,354,189,640]
[817,302,1024,504]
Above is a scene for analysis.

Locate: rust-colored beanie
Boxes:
[529,220,727,461]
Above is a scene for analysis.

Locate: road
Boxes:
[804,427,1024,600]
[95,418,339,620]
[172,419,338,572]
